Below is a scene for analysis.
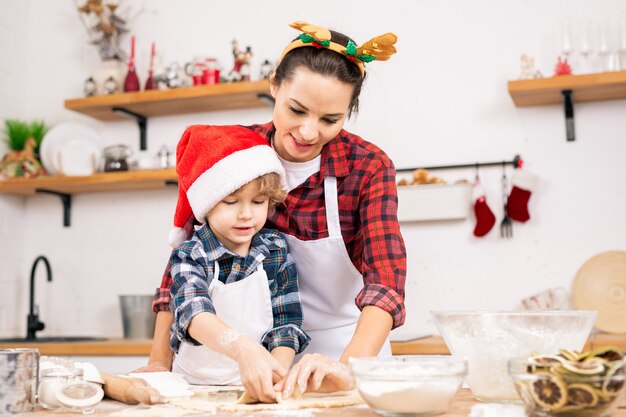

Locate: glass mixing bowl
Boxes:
[509,354,625,417]
[349,355,467,416]
[431,310,597,402]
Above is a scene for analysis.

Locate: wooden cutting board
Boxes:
[572,250,626,334]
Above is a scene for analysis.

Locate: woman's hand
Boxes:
[234,336,287,403]
[276,353,355,399]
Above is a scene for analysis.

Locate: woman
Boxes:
[140,21,406,400]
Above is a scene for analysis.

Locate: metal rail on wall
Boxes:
[396,154,523,174]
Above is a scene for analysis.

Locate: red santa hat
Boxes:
[168,125,286,247]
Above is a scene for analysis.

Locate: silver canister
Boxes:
[0,349,39,415]
[119,295,156,339]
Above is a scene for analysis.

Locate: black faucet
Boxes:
[27,256,52,340]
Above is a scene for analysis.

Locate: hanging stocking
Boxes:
[473,183,496,237]
[507,168,538,222]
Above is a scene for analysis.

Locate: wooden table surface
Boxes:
[18,389,626,417]
[2,333,625,356]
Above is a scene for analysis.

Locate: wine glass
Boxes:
[619,21,626,70]
[598,21,620,72]
[578,20,594,73]
[561,19,574,59]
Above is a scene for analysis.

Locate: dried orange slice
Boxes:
[567,383,599,407]
[561,359,605,375]
[529,372,568,411]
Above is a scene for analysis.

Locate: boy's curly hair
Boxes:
[252,172,286,207]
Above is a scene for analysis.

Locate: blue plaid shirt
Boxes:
[169,225,310,354]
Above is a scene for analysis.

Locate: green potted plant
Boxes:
[0,119,49,178]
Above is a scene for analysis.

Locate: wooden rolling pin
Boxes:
[101,373,163,405]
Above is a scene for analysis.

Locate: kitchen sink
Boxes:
[0,336,107,343]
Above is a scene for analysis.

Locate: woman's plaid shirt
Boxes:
[157,122,407,329]
[170,225,310,354]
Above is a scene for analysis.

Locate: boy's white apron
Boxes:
[284,176,392,361]
[172,258,273,384]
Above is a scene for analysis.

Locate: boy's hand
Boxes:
[233,335,287,403]
[277,353,355,399]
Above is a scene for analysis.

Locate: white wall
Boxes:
[0,0,28,335]
[1,0,624,340]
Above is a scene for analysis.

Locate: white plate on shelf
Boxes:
[40,122,102,175]
[56,138,100,176]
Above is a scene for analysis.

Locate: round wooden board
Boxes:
[572,251,626,334]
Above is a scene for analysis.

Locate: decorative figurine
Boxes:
[84,77,97,96]
[0,137,46,179]
[259,59,273,80]
[162,61,183,88]
[518,54,543,79]
[104,76,118,94]
[228,39,252,82]
[554,56,572,76]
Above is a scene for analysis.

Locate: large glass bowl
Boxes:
[349,355,467,417]
[509,356,625,417]
[431,310,597,402]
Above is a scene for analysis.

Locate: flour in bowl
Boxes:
[357,380,461,415]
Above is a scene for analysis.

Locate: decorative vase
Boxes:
[91,59,126,95]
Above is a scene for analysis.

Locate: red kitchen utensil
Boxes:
[124,36,140,92]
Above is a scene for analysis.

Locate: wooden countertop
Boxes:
[1,333,625,356]
[0,338,153,356]
[17,389,626,417]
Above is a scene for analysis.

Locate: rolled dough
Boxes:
[112,388,363,415]
[221,390,363,411]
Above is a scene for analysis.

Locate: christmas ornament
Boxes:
[123,36,140,92]
[472,182,496,237]
[506,168,538,223]
[554,57,572,76]
[144,42,156,91]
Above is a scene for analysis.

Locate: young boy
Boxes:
[167,125,310,402]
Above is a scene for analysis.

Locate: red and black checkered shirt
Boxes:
[154,122,407,329]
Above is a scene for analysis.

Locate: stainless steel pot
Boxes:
[119,295,156,339]
[0,348,39,415]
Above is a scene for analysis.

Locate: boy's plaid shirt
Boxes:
[169,225,310,353]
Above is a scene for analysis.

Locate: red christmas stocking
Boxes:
[473,183,496,237]
[507,169,538,222]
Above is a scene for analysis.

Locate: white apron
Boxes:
[285,176,392,361]
[172,257,274,384]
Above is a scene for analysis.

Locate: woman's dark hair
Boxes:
[273,30,365,117]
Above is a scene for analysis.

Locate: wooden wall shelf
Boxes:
[0,169,177,226]
[1,82,272,227]
[0,169,177,196]
[507,70,626,107]
[64,80,272,121]
[507,70,626,141]
[64,80,273,150]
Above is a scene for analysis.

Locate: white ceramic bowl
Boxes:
[431,310,597,402]
[349,355,467,416]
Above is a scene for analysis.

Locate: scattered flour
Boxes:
[468,403,526,417]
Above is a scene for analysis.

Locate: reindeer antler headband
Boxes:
[279,21,398,77]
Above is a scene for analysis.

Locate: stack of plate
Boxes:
[40,122,102,176]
